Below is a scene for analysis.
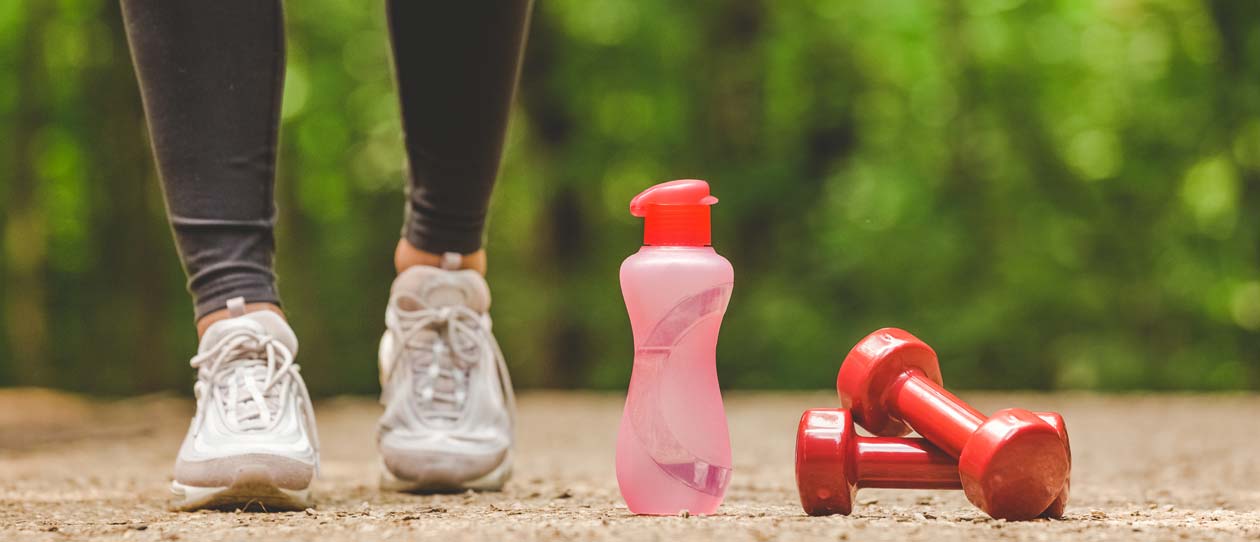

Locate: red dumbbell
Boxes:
[795,408,1071,517]
[836,328,1070,521]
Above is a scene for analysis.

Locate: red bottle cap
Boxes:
[629,179,719,246]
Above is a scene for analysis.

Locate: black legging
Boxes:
[120,0,532,320]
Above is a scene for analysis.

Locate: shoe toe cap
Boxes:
[174,453,315,490]
[380,435,508,487]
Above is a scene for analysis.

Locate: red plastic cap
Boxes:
[629,179,719,246]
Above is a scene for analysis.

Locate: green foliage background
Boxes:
[1,0,1257,394]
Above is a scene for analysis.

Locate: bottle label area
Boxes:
[627,284,733,497]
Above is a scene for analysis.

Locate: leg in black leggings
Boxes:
[121,1,532,321]
[121,0,285,321]
[389,1,533,255]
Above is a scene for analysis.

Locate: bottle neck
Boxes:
[642,205,711,246]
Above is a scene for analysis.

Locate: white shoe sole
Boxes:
[171,467,312,511]
[379,452,512,493]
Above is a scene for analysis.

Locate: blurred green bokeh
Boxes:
[0,0,1257,395]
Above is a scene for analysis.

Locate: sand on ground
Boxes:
[1,389,1258,541]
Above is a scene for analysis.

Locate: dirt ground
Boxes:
[1,389,1258,541]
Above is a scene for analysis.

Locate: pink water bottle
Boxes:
[616,179,734,515]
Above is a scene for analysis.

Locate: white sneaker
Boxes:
[377,254,515,492]
[171,298,319,511]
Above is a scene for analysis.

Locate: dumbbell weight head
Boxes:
[835,328,942,437]
[958,407,1068,520]
[795,409,856,515]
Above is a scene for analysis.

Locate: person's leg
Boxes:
[377,0,532,492]
[388,0,533,275]
[122,0,285,333]
[122,0,317,511]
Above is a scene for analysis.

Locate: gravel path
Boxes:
[1,389,1258,541]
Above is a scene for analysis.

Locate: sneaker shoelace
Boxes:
[391,303,516,427]
[190,328,320,451]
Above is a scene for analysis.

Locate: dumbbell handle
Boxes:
[855,437,960,490]
[889,369,985,457]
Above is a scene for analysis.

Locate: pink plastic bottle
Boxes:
[616,179,734,515]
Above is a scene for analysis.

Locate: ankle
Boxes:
[197,302,285,338]
[395,239,486,275]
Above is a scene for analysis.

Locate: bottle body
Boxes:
[616,245,734,515]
